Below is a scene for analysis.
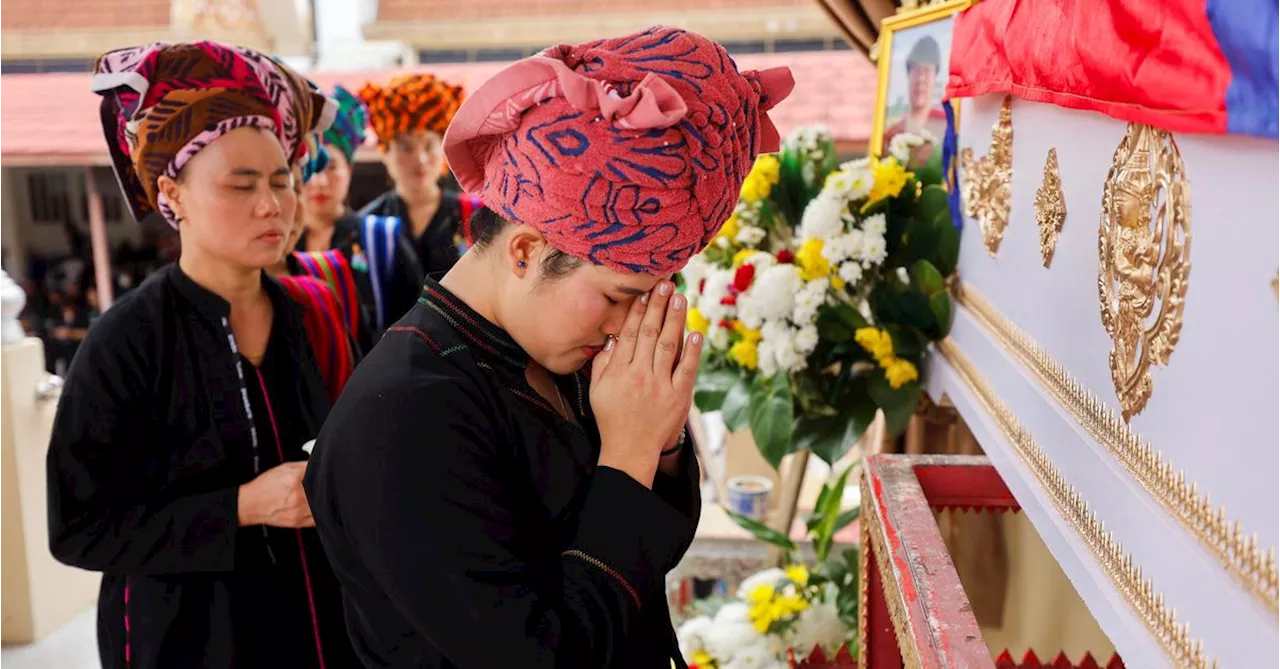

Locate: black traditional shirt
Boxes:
[46,265,357,669]
[357,189,474,278]
[304,278,701,668]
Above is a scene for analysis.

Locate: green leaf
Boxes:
[929,291,953,339]
[834,508,860,534]
[934,219,960,277]
[749,376,795,469]
[812,465,854,562]
[914,149,945,186]
[725,507,797,552]
[909,259,946,296]
[694,368,742,412]
[816,302,869,343]
[793,405,874,466]
[720,377,753,431]
[870,375,921,438]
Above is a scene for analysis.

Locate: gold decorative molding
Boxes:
[960,95,1014,257]
[857,519,871,669]
[1098,123,1191,421]
[1035,148,1066,268]
[954,281,1278,613]
[860,476,923,669]
[936,338,1217,669]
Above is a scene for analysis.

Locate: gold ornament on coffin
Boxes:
[960,96,1013,257]
[1098,124,1191,422]
[1035,148,1066,268]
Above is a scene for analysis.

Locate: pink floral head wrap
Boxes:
[92,41,337,226]
[444,26,794,275]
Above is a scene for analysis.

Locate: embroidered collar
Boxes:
[417,277,528,371]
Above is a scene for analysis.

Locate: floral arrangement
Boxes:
[684,126,958,467]
[676,468,862,669]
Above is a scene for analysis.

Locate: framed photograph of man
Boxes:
[870,0,975,161]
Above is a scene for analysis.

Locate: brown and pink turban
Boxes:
[444,26,794,275]
[92,41,336,226]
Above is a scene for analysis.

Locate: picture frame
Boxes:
[869,0,975,160]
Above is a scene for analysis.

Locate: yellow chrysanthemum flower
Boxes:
[733,321,762,343]
[785,564,810,588]
[752,154,781,185]
[692,650,717,668]
[885,358,919,389]
[742,174,771,203]
[732,248,757,267]
[855,327,895,363]
[796,238,830,281]
[687,307,709,335]
[729,339,759,369]
[831,274,846,291]
[863,157,912,210]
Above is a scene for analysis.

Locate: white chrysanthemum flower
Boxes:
[862,212,887,237]
[858,233,888,266]
[736,568,786,599]
[755,338,780,378]
[735,225,767,247]
[739,251,778,271]
[738,265,801,326]
[838,261,864,286]
[799,193,847,241]
[774,341,806,373]
[790,598,850,659]
[821,228,863,265]
[839,157,870,172]
[680,254,713,294]
[795,325,820,353]
[722,640,788,669]
[896,266,910,283]
[677,616,715,661]
[697,269,735,323]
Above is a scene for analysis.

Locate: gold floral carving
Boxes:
[1035,148,1066,268]
[936,339,1217,668]
[953,281,1278,612]
[1098,123,1191,421]
[960,95,1013,257]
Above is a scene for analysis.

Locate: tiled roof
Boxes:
[0,0,170,31]
[378,0,813,21]
[0,51,874,164]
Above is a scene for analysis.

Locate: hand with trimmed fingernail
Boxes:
[589,280,702,488]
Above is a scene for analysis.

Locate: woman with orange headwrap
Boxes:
[357,73,486,279]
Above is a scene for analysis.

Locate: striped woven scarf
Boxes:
[278,276,354,404]
[292,249,361,341]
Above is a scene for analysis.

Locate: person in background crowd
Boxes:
[305,26,793,668]
[272,140,359,402]
[46,41,357,669]
[356,73,485,278]
[297,84,421,346]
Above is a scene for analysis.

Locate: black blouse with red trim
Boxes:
[304,278,701,669]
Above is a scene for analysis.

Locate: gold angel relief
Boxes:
[1098,124,1191,421]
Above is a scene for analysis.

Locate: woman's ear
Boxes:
[156,175,184,221]
[504,225,547,277]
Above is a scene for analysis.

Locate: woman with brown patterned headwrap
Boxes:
[357,73,487,281]
[46,42,358,669]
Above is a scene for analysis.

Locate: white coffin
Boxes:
[925,93,1279,668]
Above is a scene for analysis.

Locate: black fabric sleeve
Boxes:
[650,420,702,571]
[306,373,690,668]
[45,308,239,575]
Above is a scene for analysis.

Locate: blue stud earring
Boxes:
[517,260,527,269]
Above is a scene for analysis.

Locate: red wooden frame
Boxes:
[850,455,1127,669]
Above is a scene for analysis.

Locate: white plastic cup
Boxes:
[726,475,774,521]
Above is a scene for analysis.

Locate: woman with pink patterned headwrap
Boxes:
[306,26,792,668]
[46,42,359,668]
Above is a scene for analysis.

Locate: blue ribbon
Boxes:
[942,102,963,231]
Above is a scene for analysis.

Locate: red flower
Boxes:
[718,318,735,330]
[776,249,795,264]
[698,278,706,293]
[720,295,737,306]
[733,264,756,292]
